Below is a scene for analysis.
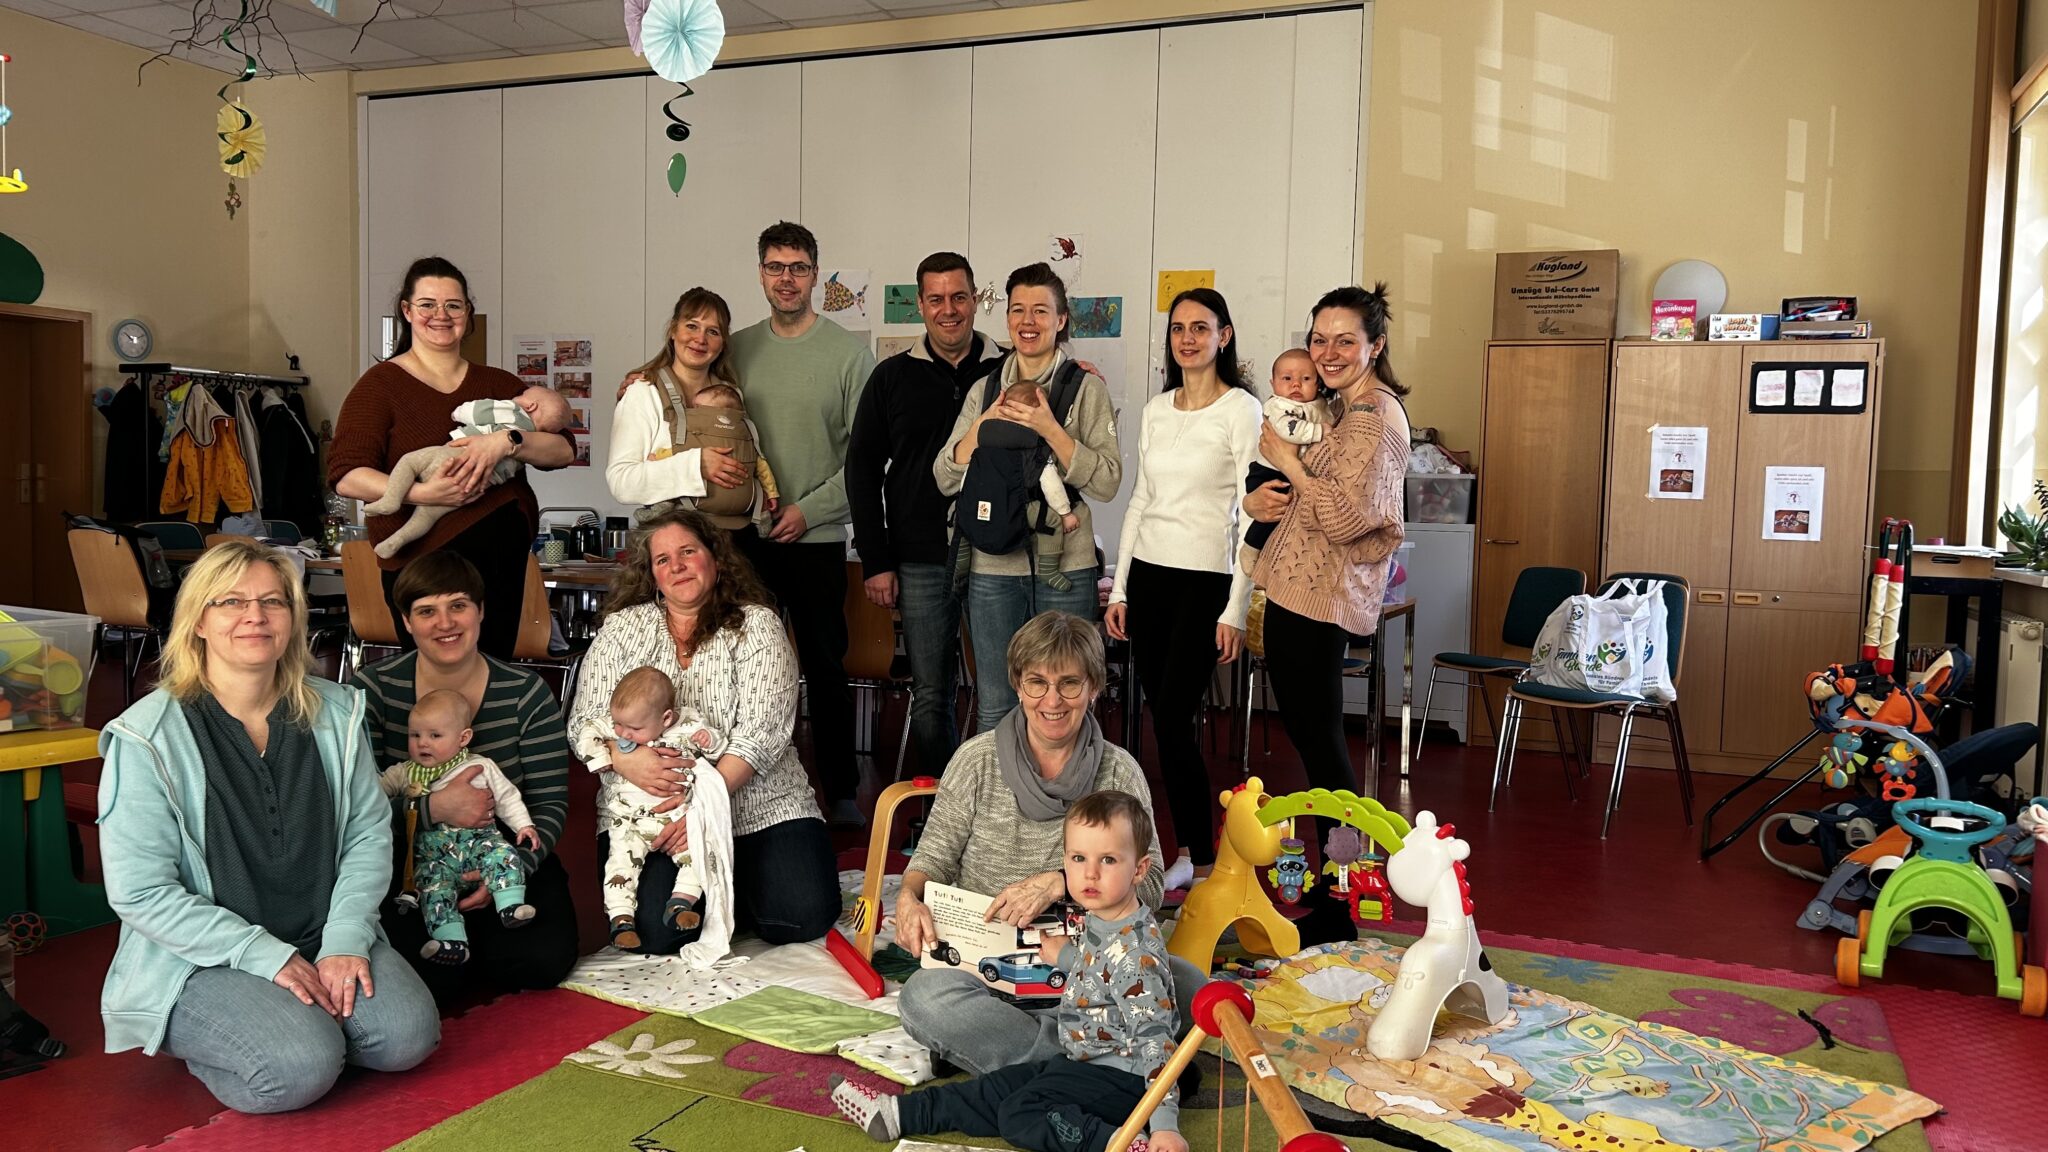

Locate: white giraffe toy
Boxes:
[1365,811,1511,1061]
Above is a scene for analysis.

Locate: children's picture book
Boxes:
[918,882,1083,1004]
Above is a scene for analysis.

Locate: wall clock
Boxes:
[112,318,152,361]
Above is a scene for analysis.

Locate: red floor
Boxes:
[4,653,2038,1150]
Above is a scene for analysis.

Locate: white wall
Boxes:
[361,10,1368,562]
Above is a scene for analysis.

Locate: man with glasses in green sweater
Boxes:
[728,221,876,827]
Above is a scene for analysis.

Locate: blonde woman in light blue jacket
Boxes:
[97,540,438,1113]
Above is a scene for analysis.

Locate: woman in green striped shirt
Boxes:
[354,552,579,1004]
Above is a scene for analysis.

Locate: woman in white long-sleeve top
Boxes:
[607,287,755,513]
[1102,288,1262,877]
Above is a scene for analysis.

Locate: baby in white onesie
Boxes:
[1241,348,1330,567]
[574,665,725,951]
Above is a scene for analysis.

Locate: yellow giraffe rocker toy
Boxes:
[1170,776,1300,968]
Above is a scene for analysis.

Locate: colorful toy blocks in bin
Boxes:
[0,607,97,732]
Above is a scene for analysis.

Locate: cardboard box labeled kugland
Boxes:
[1492,249,1619,338]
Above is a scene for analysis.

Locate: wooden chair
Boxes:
[1496,572,1697,838]
[339,541,403,682]
[509,553,586,702]
[67,527,160,703]
[843,561,915,780]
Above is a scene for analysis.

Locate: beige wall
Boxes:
[0,10,261,507]
[245,70,356,428]
[2025,0,2048,82]
[1366,0,1975,539]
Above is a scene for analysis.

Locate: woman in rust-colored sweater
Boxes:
[329,257,574,658]
[1246,284,1410,800]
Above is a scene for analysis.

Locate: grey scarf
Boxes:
[996,706,1105,822]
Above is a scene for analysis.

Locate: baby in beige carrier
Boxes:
[644,381,779,531]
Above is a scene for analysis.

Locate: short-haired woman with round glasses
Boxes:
[96,540,438,1113]
[891,611,1206,1078]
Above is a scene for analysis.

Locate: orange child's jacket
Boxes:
[160,415,255,524]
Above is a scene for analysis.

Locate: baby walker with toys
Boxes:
[1832,720,2048,1016]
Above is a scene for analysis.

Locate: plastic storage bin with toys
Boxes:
[0,607,97,732]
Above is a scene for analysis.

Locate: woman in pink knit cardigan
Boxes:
[1245,283,1410,799]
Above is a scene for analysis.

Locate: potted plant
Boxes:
[1997,480,2048,570]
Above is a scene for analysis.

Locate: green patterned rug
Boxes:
[396,940,1929,1152]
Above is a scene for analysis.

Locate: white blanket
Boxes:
[674,759,738,970]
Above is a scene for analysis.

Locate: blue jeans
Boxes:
[896,561,963,777]
[899,954,1204,1077]
[159,940,439,1114]
[965,568,1099,733]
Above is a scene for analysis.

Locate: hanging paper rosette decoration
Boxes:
[641,0,723,85]
[217,102,266,177]
[623,0,650,56]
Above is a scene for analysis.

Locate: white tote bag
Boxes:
[1526,578,1677,703]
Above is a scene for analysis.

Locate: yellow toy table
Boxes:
[0,726,114,937]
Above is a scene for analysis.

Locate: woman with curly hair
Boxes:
[566,506,840,953]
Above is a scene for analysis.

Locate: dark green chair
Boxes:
[1418,566,1586,760]
[1497,572,1696,838]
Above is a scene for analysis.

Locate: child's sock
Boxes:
[493,885,534,929]
[420,939,470,966]
[609,915,642,951]
[827,1075,900,1141]
[665,892,702,931]
[1037,549,1073,592]
[1162,852,1195,892]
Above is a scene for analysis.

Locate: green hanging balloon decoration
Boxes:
[666,153,687,196]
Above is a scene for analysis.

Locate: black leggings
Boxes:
[1126,557,1230,864]
[381,500,533,661]
[1262,599,1357,794]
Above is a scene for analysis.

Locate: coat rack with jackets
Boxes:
[101,364,326,534]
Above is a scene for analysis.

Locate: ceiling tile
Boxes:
[98,5,209,37]
[350,53,432,67]
[0,0,84,21]
[267,45,339,71]
[993,0,1065,5]
[514,39,603,54]
[788,8,883,26]
[440,7,575,48]
[58,12,157,41]
[752,0,876,19]
[282,23,417,61]
[711,0,779,26]
[870,0,990,9]
[261,2,347,31]
[398,0,515,16]
[356,13,496,52]
[53,0,159,13]
[525,0,617,40]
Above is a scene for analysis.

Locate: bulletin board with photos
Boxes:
[1747,360,1870,415]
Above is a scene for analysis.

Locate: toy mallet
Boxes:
[1106,982,1348,1152]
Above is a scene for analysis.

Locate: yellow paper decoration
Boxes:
[217,102,266,178]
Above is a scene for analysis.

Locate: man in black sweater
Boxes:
[847,252,1004,778]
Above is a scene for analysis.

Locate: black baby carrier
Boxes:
[950,358,1086,563]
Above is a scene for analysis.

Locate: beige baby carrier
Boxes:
[654,370,759,530]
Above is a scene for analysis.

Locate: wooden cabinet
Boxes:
[1720,601,1862,757]
[1601,338,1882,774]
[1471,340,1609,744]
